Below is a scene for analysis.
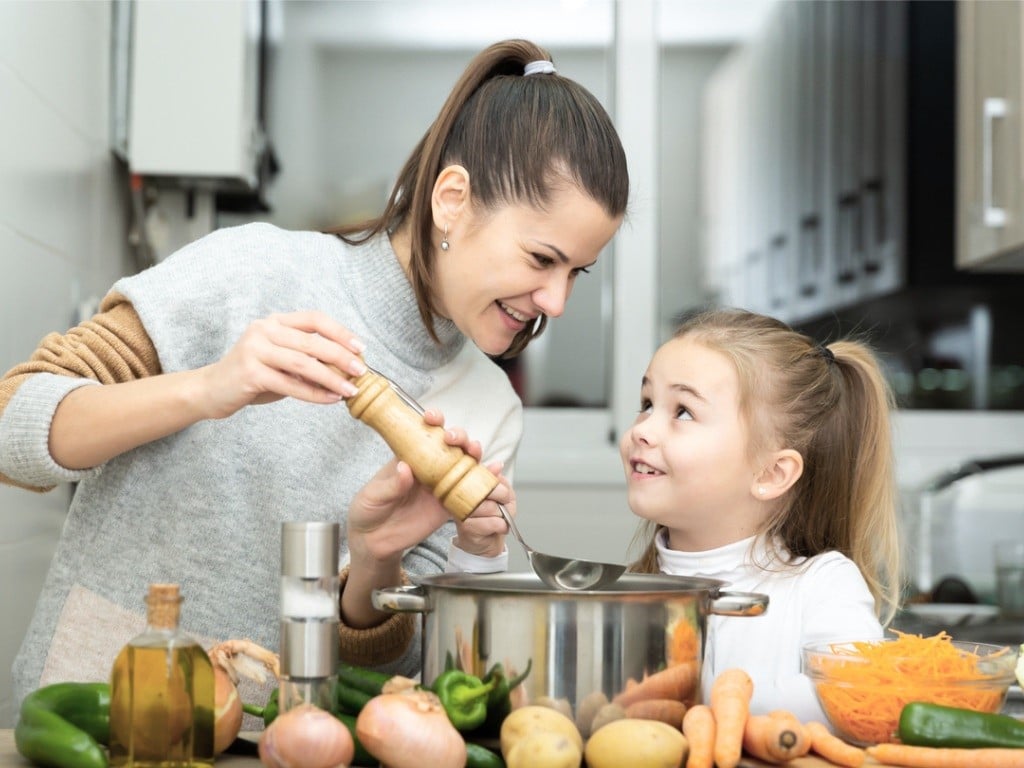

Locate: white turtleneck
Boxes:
[656,530,883,724]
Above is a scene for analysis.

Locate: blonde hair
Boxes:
[329,39,629,358]
[628,308,902,625]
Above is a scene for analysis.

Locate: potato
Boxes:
[588,702,627,734]
[506,731,582,768]
[500,705,583,758]
[575,690,610,737]
[534,695,574,721]
[584,718,689,768]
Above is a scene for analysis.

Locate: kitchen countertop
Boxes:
[0,729,901,768]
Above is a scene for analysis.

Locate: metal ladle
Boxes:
[493,501,625,590]
[349,362,627,591]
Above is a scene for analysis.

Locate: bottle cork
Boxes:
[145,583,182,629]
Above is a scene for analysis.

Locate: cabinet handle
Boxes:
[983,97,1008,228]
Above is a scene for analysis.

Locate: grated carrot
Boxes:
[808,631,1011,746]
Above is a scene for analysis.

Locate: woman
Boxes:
[1,39,628,705]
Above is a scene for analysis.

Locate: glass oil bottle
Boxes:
[109,583,215,768]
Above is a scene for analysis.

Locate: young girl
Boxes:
[621,308,901,723]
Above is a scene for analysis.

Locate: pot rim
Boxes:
[413,570,728,595]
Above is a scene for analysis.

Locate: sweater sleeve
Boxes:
[0,293,161,490]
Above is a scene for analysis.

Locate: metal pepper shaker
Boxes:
[278,521,339,712]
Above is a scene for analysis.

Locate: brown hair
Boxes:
[328,39,629,357]
[629,308,902,624]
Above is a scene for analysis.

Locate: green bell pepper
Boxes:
[431,670,495,732]
[475,658,533,736]
[14,682,111,768]
[898,701,1024,749]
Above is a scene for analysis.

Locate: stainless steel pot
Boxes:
[373,572,767,729]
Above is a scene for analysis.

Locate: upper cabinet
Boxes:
[957,0,1024,270]
[702,0,907,323]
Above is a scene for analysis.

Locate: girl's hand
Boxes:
[454,463,514,558]
[198,310,366,420]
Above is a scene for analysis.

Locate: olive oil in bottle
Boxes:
[109,584,215,768]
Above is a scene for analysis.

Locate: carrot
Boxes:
[624,698,687,729]
[805,720,865,767]
[668,619,699,665]
[866,743,1024,767]
[808,631,1010,745]
[709,667,753,768]
[741,711,809,763]
[682,704,715,768]
[611,660,699,707]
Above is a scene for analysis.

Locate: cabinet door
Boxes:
[957,0,1024,268]
[828,0,864,310]
[793,0,829,319]
[859,0,906,296]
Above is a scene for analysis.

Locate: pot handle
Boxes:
[371,584,431,614]
[708,590,769,617]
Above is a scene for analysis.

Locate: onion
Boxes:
[258,704,354,768]
[356,689,466,768]
[213,665,243,754]
[207,638,282,755]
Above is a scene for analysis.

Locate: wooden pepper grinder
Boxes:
[345,368,499,521]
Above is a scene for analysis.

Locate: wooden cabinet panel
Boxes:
[957,0,1024,269]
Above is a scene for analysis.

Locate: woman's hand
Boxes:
[453,463,514,558]
[346,410,486,566]
[198,310,367,420]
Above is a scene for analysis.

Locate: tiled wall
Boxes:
[0,1,130,725]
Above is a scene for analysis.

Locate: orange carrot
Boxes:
[741,712,809,763]
[805,720,865,767]
[866,743,1024,767]
[624,698,687,729]
[669,619,699,665]
[682,704,715,768]
[709,667,753,768]
[612,660,699,707]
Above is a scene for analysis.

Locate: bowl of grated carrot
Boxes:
[801,631,1017,746]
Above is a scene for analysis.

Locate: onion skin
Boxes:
[356,690,466,768]
[258,704,354,768]
[213,665,243,754]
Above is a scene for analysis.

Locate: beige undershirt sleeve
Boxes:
[0,291,160,490]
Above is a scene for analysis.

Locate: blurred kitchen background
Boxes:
[4,0,1024,724]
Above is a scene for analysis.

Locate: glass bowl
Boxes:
[801,637,1017,746]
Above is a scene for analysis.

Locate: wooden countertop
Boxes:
[0,728,896,768]
[0,731,264,768]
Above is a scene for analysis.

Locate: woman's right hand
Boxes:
[198,310,368,419]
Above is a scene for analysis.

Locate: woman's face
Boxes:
[618,336,765,551]
[434,186,622,356]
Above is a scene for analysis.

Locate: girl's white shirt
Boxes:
[656,529,883,724]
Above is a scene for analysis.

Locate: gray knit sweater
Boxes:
[3,223,522,705]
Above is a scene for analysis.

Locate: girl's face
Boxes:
[434,186,621,356]
[619,336,765,551]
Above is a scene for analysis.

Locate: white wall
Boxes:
[0,0,130,726]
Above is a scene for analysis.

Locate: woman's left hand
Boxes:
[453,462,514,558]
[346,410,491,565]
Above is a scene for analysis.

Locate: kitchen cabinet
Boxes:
[701,0,906,323]
[957,0,1024,270]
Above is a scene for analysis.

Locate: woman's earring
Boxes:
[757,486,766,496]
[440,224,450,251]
